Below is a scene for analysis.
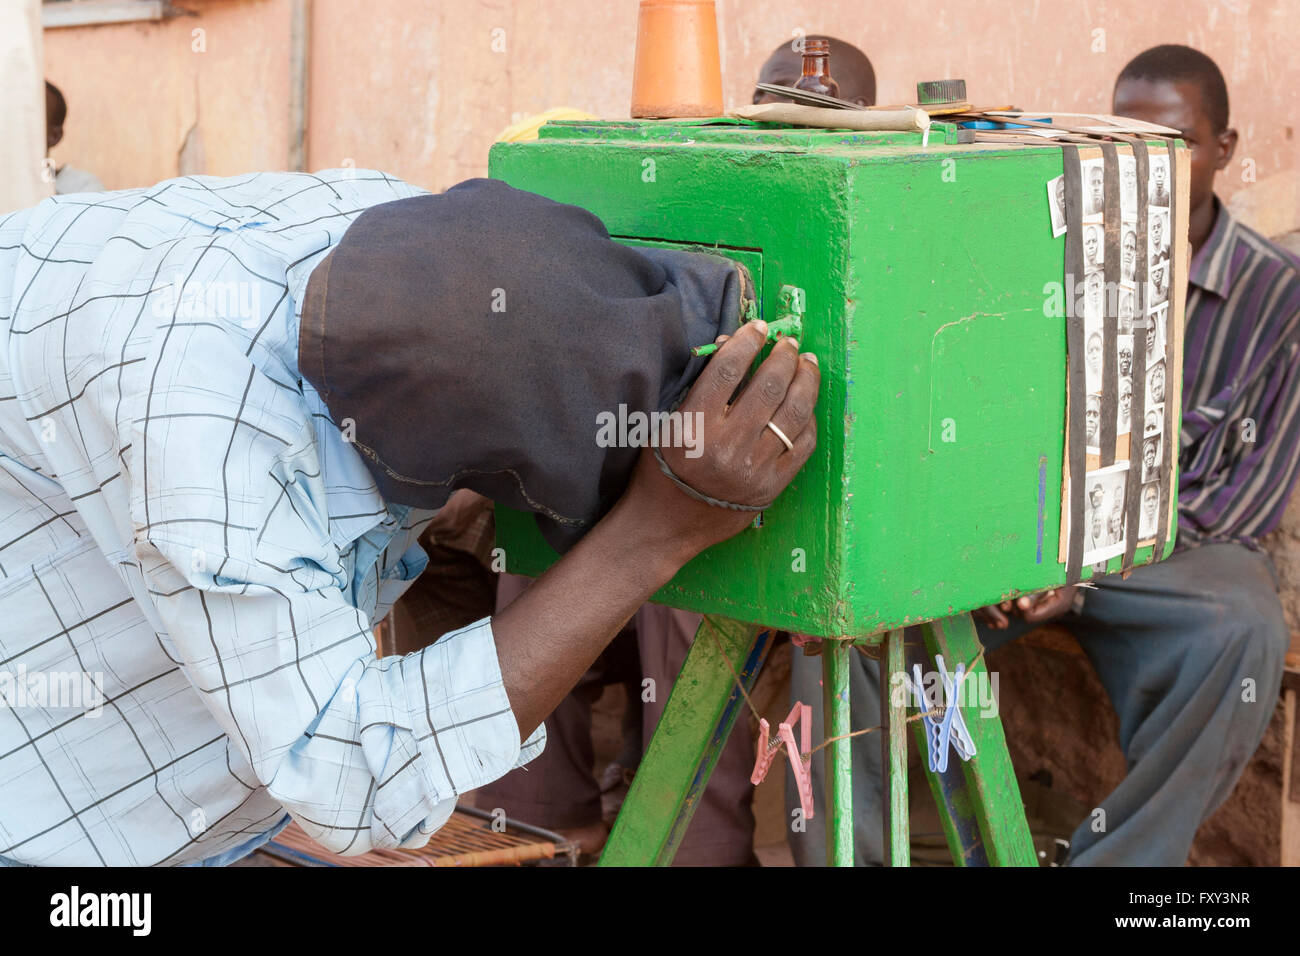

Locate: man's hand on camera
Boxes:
[618,319,820,561]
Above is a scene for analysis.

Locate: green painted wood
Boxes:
[918,614,1037,867]
[822,640,853,866]
[489,120,1176,640]
[883,630,910,867]
[598,615,767,867]
[913,713,989,866]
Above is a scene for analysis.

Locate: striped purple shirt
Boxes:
[1179,198,1300,549]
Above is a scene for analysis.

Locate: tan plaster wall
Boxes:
[43,0,1299,234]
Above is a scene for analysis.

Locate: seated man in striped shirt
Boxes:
[982,44,1300,863]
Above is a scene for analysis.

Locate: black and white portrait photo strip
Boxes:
[1117,334,1134,435]
[1065,153,1112,457]
[1145,301,1168,418]
[1083,460,1130,566]
[1085,309,1104,386]
[1058,142,1177,563]
[1086,309,1103,451]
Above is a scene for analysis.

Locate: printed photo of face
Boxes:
[1142,436,1161,481]
[1150,214,1164,252]
[1087,332,1103,379]
[1119,380,1132,432]
[1148,274,1167,308]
[1121,159,1137,205]
[1139,482,1161,538]
[1145,409,1161,436]
[1090,483,1105,511]
[1085,271,1104,317]
[1149,361,1166,404]
[1119,289,1134,325]
[1142,483,1160,520]
[1122,229,1137,279]
[1047,176,1067,237]
[1119,341,1132,377]
[1146,319,1159,360]
[1150,158,1170,207]
[1108,505,1124,543]
[1088,165,1105,214]
[1084,224,1104,271]
[1152,265,1169,302]
[1086,394,1101,445]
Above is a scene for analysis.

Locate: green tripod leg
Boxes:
[913,614,1037,866]
[822,638,854,866]
[598,615,770,866]
[881,629,910,866]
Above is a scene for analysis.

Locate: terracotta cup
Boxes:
[630,0,724,118]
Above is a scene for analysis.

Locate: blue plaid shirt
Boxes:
[0,171,543,866]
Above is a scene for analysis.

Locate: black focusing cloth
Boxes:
[300,177,751,552]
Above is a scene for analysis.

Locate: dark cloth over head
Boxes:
[299,177,751,552]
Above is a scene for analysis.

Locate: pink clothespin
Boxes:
[751,702,815,819]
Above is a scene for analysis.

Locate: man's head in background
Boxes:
[45,81,66,151]
[1112,45,1238,250]
[753,35,876,107]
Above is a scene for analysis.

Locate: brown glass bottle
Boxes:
[793,39,839,98]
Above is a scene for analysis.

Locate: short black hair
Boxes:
[46,80,67,127]
[756,35,876,106]
[1115,44,1229,133]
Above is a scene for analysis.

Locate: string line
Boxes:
[708,629,988,765]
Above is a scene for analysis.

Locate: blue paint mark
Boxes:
[1036,455,1048,564]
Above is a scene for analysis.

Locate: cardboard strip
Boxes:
[1061,145,1087,584]
[1154,138,1178,559]
[1099,142,1121,466]
[1121,136,1151,571]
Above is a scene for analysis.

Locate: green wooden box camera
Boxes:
[488,119,1178,639]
